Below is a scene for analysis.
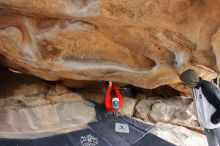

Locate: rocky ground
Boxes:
[0,68,208,146]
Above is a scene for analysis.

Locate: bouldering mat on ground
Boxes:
[133,133,176,146]
[118,115,154,133]
[0,129,108,146]
[66,129,109,146]
[88,117,146,145]
[0,139,34,146]
[33,134,72,146]
[0,116,175,146]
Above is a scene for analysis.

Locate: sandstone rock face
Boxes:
[212,29,220,71]
[135,96,201,131]
[0,65,208,144]
[0,0,219,88]
[135,97,160,122]
[0,101,96,139]
[0,88,96,139]
[0,68,96,139]
[118,97,137,117]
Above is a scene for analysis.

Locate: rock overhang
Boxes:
[0,0,219,89]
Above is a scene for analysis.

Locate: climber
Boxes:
[104,81,124,112]
[180,69,220,146]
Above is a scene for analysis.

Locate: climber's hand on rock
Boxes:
[108,81,112,87]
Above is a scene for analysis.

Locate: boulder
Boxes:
[135,96,201,130]
[46,84,83,104]
[212,29,220,71]
[118,97,138,117]
[0,69,96,139]
[0,85,96,139]
[135,97,161,122]
[0,0,219,89]
[0,101,96,139]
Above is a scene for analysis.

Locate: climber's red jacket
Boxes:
[105,83,124,112]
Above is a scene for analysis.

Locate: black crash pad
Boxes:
[89,117,146,145]
[33,134,72,146]
[0,116,176,146]
[0,139,34,146]
[118,115,154,133]
[133,133,176,146]
[66,129,109,146]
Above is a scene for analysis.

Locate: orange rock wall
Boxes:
[0,0,219,88]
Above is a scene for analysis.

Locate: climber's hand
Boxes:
[108,81,112,87]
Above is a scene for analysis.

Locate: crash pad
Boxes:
[89,117,146,145]
[133,133,176,146]
[66,129,109,146]
[118,115,154,133]
[0,116,176,146]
